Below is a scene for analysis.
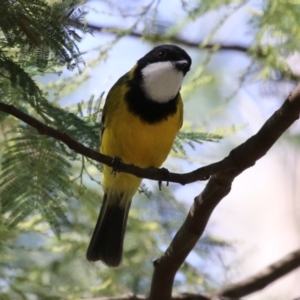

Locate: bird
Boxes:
[86,44,192,267]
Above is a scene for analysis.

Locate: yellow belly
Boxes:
[100,98,182,195]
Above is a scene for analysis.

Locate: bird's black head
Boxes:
[137,44,192,75]
[125,45,191,124]
[134,45,192,103]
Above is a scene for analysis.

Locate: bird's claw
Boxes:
[158,167,170,191]
[111,156,122,177]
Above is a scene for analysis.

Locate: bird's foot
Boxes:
[111,156,122,177]
[158,167,170,191]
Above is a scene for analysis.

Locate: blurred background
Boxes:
[1,0,300,299]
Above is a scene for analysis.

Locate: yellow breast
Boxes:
[101,99,182,168]
[100,72,183,195]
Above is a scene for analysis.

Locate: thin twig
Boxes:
[215,248,300,298]
[81,22,252,54]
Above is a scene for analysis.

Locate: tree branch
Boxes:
[0,85,299,186]
[82,293,209,300]
[83,22,252,54]
[215,248,300,298]
[84,247,300,300]
[0,102,234,184]
[149,170,239,300]
[148,86,300,300]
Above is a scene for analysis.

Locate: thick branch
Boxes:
[148,86,300,300]
[149,170,240,300]
[215,248,300,298]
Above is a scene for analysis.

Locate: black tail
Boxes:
[86,193,131,267]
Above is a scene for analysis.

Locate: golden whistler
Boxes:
[86,45,192,267]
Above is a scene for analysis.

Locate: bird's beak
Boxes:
[173,60,190,73]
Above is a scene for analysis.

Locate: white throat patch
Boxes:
[141,61,184,103]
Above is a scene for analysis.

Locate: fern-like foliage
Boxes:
[0,126,72,237]
[0,52,43,102]
[0,0,99,155]
[0,0,91,71]
[0,48,100,147]
[173,131,222,155]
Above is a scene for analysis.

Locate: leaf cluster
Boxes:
[0,0,91,71]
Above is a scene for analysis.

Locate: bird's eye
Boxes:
[158,50,166,57]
